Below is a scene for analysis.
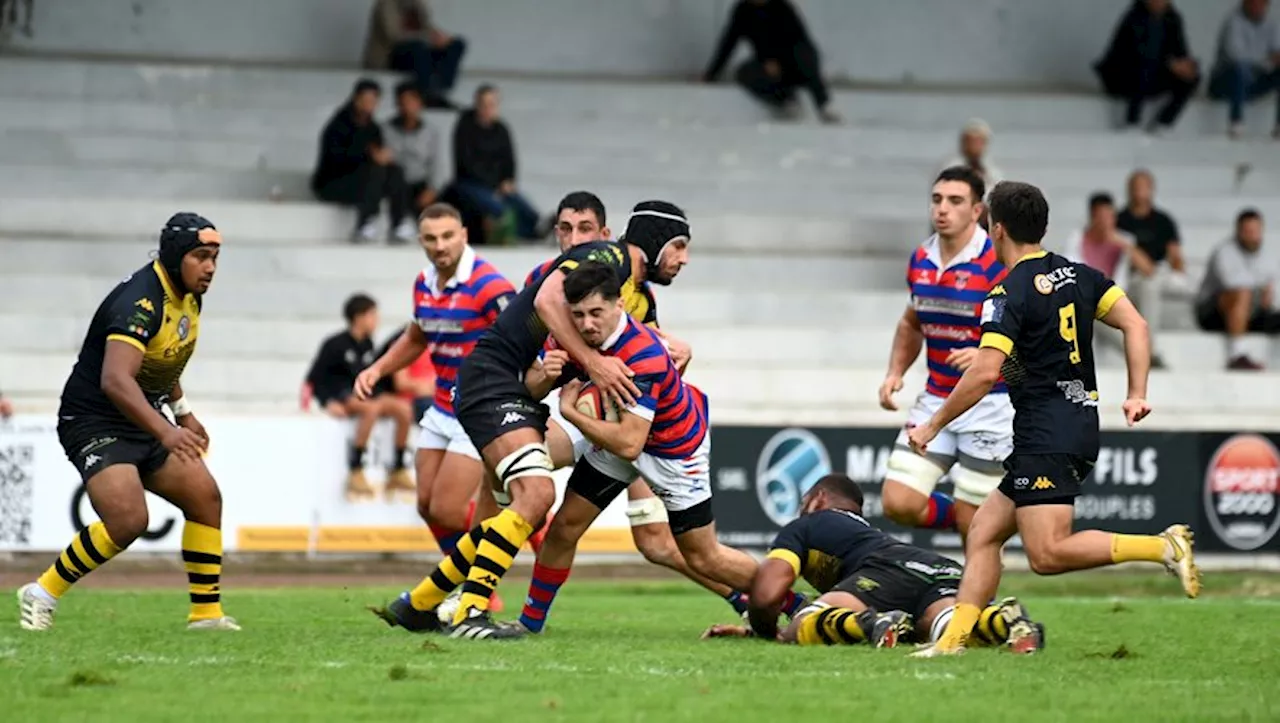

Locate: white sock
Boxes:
[32,583,57,603]
[930,606,955,642]
[1229,337,1247,359]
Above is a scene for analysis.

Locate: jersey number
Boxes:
[1058,303,1082,364]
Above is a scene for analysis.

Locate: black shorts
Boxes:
[453,356,549,453]
[998,452,1092,507]
[57,415,169,483]
[831,545,963,621]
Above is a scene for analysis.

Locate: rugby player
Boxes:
[702,474,1043,652]
[519,263,762,616]
[908,182,1199,658]
[880,166,1009,537]
[18,213,238,631]
[353,203,515,591]
[371,207,668,640]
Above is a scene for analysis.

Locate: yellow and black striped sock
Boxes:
[972,604,1011,646]
[795,607,871,646]
[409,521,489,611]
[183,522,224,622]
[36,522,123,598]
[453,509,533,625]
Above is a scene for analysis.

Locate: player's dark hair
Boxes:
[1237,208,1263,227]
[556,191,607,227]
[394,80,420,101]
[1088,192,1114,212]
[352,78,381,97]
[419,202,462,222]
[343,293,377,323]
[564,262,621,305]
[934,165,986,203]
[810,474,864,511]
[987,181,1049,245]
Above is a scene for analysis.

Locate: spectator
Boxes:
[311,79,413,244]
[1196,209,1280,370]
[375,326,436,423]
[1065,193,1156,358]
[452,84,545,244]
[0,389,12,419]
[1208,0,1280,139]
[1118,169,1190,366]
[1094,0,1200,134]
[945,119,1004,193]
[701,0,840,124]
[383,82,440,219]
[363,0,466,108]
[304,294,416,501]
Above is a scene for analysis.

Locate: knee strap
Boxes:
[626,496,669,527]
[493,443,554,507]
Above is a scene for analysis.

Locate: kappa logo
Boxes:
[855,577,879,591]
[1031,476,1055,490]
[84,453,102,469]
[135,298,155,313]
[478,574,499,587]
[501,412,526,426]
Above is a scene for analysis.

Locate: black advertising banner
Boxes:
[710,426,1280,555]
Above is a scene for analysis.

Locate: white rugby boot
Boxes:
[17,583,57,631]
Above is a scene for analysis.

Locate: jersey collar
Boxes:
[922,225,988,270]
[1010,249,1048,269]
[422,246,477,295]
[152,259,181,301]
[600,312,630,351]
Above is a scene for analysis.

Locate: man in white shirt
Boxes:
[1208,0,1280,138]
[1196,209,1280,369]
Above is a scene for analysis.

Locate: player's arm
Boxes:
[747,557,799,641]
[167,380,210,447]
[880,305,923,410]
[101,341,187,441]
[924,347,1005,433]
[524,350,573,401]
[1096,282,1152,425]
[652,327,693,373]
[356,323,427,399]
[558,379,653,460]
[534,267,640,405]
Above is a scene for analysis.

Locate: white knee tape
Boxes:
[951,464,1003,506]
[930,605,955,642]
[625,496,669,527]
[493,443,554,507]
[795,601,831,620]
[884,449,948,497]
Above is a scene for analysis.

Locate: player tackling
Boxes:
[908,181,1200,658]
[880,166,1009,536]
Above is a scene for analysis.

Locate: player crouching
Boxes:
[703,475,1043,653]
[18,213,238,632]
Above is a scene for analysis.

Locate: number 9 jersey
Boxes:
[978,251,1126,463]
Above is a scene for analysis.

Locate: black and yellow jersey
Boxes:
[525,251,659,328]
[472,240,644,374]
[59,260,202,421]
[765,509,899,593]
[978,251,1123,461]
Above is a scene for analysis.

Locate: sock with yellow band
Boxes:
[182,521,225,622]
[36,522,123,598]
[795,607,874,646]
[971,604,1011,646]
[453,509,533,625]
[1110,534,1167,564]
[409,521,489,611]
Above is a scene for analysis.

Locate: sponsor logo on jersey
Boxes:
[135,298,155,312]
[1031,476,1055,490]
[501,412,526,426]
[177,315,191,341]
[913,297,979,317]
[1203,434,1280,551]
[1034,274,1054,294]
[1056,380,1100,407]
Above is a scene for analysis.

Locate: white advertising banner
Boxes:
[0,414,633,554]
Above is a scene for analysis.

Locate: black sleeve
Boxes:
[979,275,1024,356]
[703,3,744,80]
[305,336,341,390]
[1164,212,1182,245]
[1167,12,1190,59]
[765,517,809,575]
[104,285,163,352]
[775,0,810,46]
[320,115,365,165]
[452,115,479,182]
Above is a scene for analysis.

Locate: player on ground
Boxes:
[701,474,1043,653]
[880,166,1009,537]
[370,214,656,640]
[18,213,238,632]
[908,182,1199,658]
[353,203,516,599]
[519,262,763,620]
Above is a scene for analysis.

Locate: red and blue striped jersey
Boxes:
[524,259,558,290]
[601,315,708,459]
[413,247,516,415]
[907,229,1007,397]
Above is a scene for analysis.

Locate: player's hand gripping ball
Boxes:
[574,382,621,422]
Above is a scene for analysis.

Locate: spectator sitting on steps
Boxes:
[1208,0,1280,139]
[311,79,413,245]
[1196,209,1280,370]
[363,0,466,109]
[1118,169,1191,368]
[383,82,441,220]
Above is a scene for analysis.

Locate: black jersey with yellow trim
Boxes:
[524,253,659,328]
[765,509,899,593]
[978,250,1123,461]
[59,260,202,421]
[471,240,641,373]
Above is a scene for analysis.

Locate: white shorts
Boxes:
[415,406,480,460]
[583,431,712,513]
[888,391,1013,504]
[544,390,591,463]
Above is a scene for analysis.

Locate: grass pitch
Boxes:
[3,573,1279,723]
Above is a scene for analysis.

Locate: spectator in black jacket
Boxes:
[451,84,543,243]
[702,0,840,124]
[311,79,413,244]
[304,294,415,501]
[1094,0,1200,133]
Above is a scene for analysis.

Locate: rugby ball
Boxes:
[575,382,621,422]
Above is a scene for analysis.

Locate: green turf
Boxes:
[3,574,1279,723]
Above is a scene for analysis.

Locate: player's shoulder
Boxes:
[469,256,515,293]
[112,262,165,306]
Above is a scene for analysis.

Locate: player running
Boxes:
[701,474,1043,653]
[880,166,1009,537]
[908,181,1199,658]
[18,213,238,632]
[370,213,659,640]
[519,262,763,619]
[354,203,516,595]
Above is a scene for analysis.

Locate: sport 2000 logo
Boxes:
[1203,434,1280,551]
[756,428,831,526]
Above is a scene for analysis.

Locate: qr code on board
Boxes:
[0,444,35,545]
